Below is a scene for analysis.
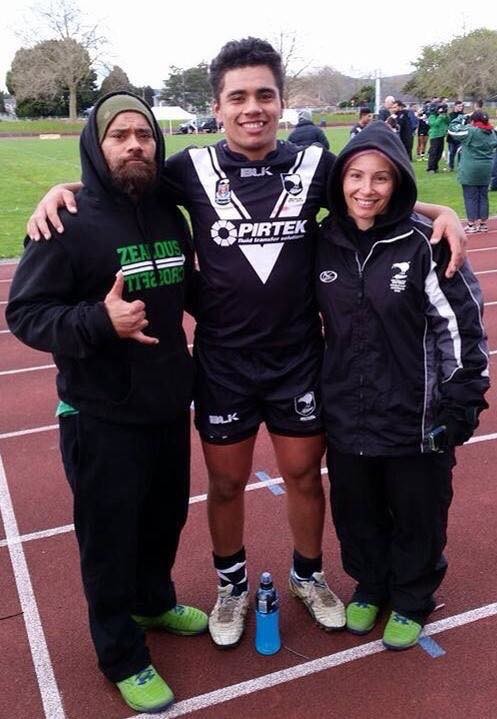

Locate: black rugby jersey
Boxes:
[166,140,335,348]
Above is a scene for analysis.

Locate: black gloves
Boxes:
[432,407,478,448]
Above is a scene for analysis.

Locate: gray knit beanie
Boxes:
[96,94,156,142]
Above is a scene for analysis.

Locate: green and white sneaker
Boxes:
[346,601,379,635]
[116,665,174,713]
[382,611,422,650]
[133,604,208,635]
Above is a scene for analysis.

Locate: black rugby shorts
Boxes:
[193,338,324,444]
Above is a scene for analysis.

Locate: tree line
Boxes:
[5,1,497,121]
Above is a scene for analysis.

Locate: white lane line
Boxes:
[0,476,286,547]
[0,453,65,719]
[468,246,497,253]
[0,524,75,548]
[0,278,13,283]
[0,425,58,441]
[2,429,497,549]
[475,269,497,276]
[0,364,55,376]
[0,329,11,334]
[0,338,490,377]
[0,300,7,305]
[128,602,497,719]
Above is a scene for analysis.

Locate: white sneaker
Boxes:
[289,570,346,630]
[208,584,250,648]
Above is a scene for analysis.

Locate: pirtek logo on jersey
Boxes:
[210,219,308,246]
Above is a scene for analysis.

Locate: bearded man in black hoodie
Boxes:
[6,93,208,715]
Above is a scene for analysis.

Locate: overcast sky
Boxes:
[1,1,496,96]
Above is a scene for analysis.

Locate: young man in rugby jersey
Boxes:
[27,37,466,650]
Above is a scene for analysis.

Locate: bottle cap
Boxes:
[260,571,273,586]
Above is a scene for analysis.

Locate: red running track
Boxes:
[1,225,497,719]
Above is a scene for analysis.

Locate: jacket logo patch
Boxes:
[282,173,303,196]
[390,261,410,293]
[294,391,317,421]
[215,178,231,205]
[320,270,338,283]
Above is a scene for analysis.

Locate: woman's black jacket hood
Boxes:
[327,121,417,230]
[80,90,164,200]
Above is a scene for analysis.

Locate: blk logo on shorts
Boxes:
[294,391,317,421]
[209,412,239,425]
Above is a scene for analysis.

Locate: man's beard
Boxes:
[110,156,157,199]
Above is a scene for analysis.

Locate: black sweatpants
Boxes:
[327,448,455,622]
[427,136,445,172]
[59,411,190,682]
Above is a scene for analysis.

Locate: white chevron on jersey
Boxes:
[189,144,322,285]
[238,244,286,283]
[270,144,323,218]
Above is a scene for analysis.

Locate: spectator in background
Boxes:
[407,103,419,136]
[416,103,429,160]
[391,100,415,160]
[490,109,497,192]
[447,101,465,171]
[378,95,395,121]
[350,107,373,138]
[448,110,497,233]
[288,109,330,149]
[427,101,450,173]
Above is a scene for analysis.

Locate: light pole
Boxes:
[375,69,382,117]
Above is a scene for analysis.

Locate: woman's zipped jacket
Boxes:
[316,121,489,456]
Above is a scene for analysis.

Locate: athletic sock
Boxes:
[293,549,322,580]
[213,547,248,595]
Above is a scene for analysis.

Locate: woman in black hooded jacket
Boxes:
[316,121,489,650]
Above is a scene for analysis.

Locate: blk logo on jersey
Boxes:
[215,178,231,205]
[294,391,317,421]
[282,173,303,196]
[240,166,273,178]
[390,261,410,293]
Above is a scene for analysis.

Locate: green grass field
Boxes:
[1,127,495,258]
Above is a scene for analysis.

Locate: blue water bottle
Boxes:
[255,571,281,655]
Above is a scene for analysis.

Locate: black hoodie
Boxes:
[7,92,194,424]
[316,122,489,456]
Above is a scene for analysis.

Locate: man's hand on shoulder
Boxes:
[104,272,159,345]
[27,182,82,241]
[429,207,466,278]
